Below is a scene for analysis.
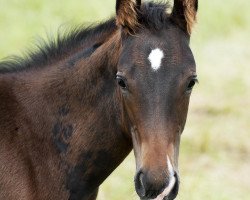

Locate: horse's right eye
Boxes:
[116,76,127,89]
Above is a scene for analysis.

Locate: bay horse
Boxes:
[0,0,198,199]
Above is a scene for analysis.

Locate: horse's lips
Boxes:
[151,176,176,200]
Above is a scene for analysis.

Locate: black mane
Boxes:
[0,2,171,74]
[0,19,116,74]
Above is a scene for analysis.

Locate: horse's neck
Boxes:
[59,34,132,198]
[9,31,132,198]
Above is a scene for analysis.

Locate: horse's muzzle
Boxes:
[135,170,179,200]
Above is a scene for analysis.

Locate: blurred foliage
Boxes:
[0,0,249,199]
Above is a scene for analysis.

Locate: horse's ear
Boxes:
[116,0,141,33]
[171,0,198,34]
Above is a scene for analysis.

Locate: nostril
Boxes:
[135,171,146,198]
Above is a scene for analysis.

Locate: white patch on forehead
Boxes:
[148,48,164,71]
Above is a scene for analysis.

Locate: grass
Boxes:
[0,0,250,199]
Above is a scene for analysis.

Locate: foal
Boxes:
[0,0,198,199]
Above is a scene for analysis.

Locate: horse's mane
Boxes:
[0,19,117,74]
[0,1,171,74]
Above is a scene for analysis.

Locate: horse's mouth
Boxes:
[151,174,178,200]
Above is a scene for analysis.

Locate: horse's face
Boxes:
[116,1,198,199]
[117,25,196,199]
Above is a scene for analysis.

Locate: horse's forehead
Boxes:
[119,28,192,76]
[137,37,190,68]
[130,29,188,61]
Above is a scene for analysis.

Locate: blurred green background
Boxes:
[0,0,249,199]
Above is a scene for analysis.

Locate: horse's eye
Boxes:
[187,78,197,91]
[116,76,127,89]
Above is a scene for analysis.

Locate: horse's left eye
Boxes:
[116,76,127,89]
